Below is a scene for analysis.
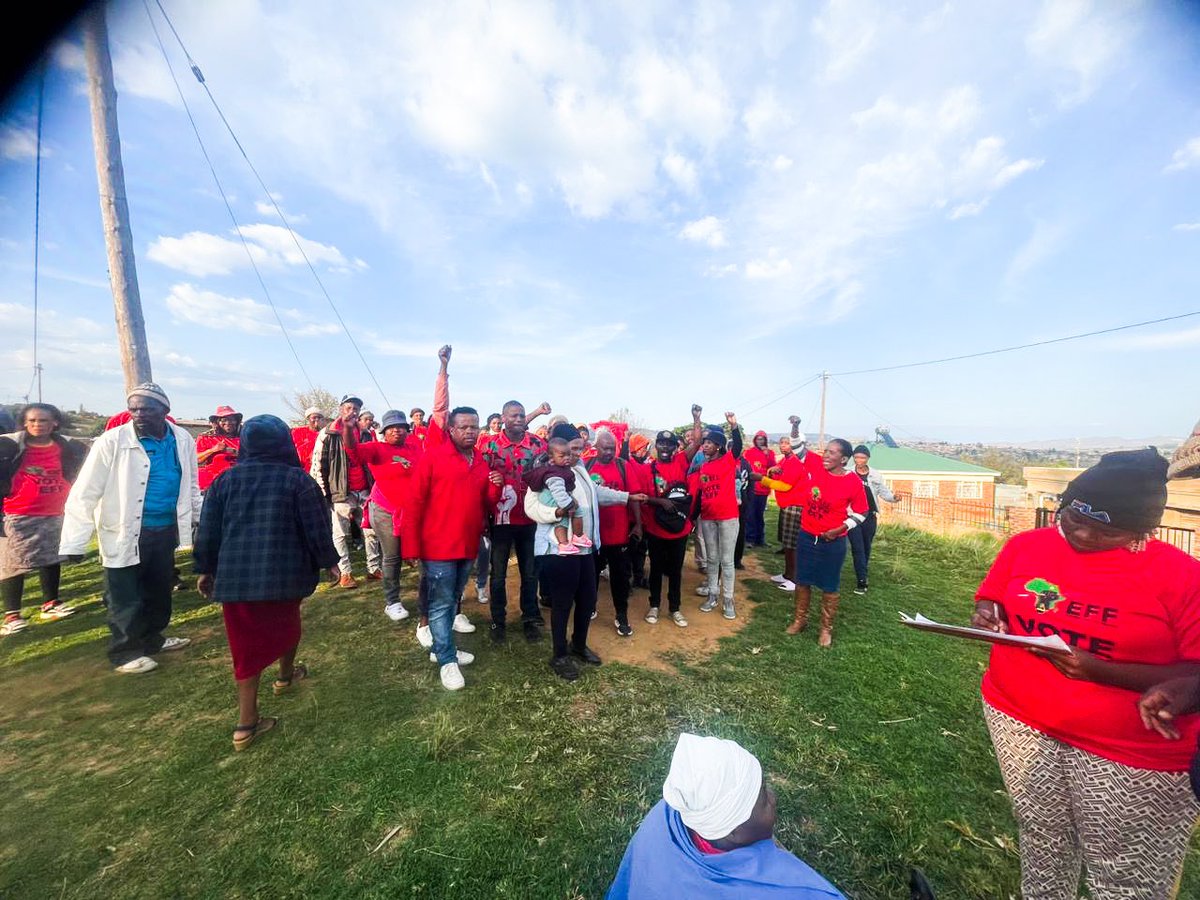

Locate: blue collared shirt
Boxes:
[139,428,181,527]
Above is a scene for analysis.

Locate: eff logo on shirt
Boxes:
[1025,578,1066,614]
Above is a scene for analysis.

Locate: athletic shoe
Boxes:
[771,573,786,584]
[476,585,489,605]
[590,609,597,620]
[40,602,76,620]
[367,570,383,581]
[338,574,358,589]
[384,602,409,622]
[645,607,659,624]
[523,620,543,643]
[416,624,433,648]
[550,655,579,681]
[854,580,868,595]
[453,613,476,634]
[699,597,718,613]
[695,584,710,596]
[776,579,796,592]
[1,616,29,635]
[615,619,633,637]
[440,662,465,691]
[571,534,593,548]
[557,542,580,555]
[671,610,689,628]
[160,637,190,652]
[723,600,736,620]
[598,566,610,580]
[115,656,158,674]
[429,650,475,666]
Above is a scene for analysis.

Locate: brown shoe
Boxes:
[818,592,840,647]
[785,589,811,635]
[339,574,359,589]
[367,570,383,581]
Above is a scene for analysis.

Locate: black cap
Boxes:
[853,445,870,457]
[655,429,680,445]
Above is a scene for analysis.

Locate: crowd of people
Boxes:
[2,350,1200,897]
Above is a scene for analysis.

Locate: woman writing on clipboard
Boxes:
[971,448,1200,900]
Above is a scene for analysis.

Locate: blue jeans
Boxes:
[848,513,878,584]
[422,559,472,665]
[747,493,769,545]
[474,535,490,589]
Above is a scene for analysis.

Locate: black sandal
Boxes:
[232,716,278,751]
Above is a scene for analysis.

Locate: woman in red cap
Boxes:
[196,406,242,492]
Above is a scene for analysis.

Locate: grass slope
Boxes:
[1,522,1196,899]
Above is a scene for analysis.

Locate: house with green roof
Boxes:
[860,442,1001,506]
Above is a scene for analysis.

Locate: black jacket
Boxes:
[0,432,89,500]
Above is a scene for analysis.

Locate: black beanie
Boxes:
[1059,448,1168,534]
[550,423,581,442]
[853,445,870,457]
[703,429,727,451]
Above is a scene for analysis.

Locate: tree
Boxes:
[606,406,646,432]
[283,387,339,426]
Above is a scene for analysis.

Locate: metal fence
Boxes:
[1034,507,1196,555]
[891,494,1009,532]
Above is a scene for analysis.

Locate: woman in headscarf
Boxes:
[195,405,242,492]
[606,733,845,899]
[0,404,88,634]
[194,415,339,751]
[970,448,1200,899]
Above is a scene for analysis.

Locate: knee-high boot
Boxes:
[818,592,841,647]
[785,589,811,635]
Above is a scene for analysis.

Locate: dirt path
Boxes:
[474,542,780,672]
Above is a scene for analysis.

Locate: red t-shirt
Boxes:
[347,438,423,515]
[743,444,777,496]
[976,527,1200,771]
[642,454,694,540]
[291,426,320,471]
[404,440,501,561]
[586,458,635,545]
[795,451,868,536]
[3,443,69,516]
[195,434,239,491]
[692,451,740,521]
[772,454,807,509]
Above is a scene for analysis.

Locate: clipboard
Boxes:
[899,612,1073,656]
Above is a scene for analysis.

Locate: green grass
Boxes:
[1,523,1197,899]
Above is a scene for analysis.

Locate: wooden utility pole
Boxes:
[817,370,829,451]
[83,5,153,390]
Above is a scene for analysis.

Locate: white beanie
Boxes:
[662,733,762,840]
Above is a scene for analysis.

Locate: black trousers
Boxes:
[848,513,878,583]
[541,552,597,657]
[595,542,631,623]
[626,534,647,583]
[1,564,61,613]
[646,534,688,613]
[103,525,177,665]
[734,501,748,566]
[489,523,541,626]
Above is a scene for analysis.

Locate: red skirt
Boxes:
[221,600,302,680]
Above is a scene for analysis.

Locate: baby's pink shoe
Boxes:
[557,542,581,555]
[571,534,593,548]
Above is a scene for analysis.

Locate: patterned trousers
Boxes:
[984,702,1198,900]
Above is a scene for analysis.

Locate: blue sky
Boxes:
[1,0,1198,442]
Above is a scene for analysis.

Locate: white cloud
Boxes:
[662,152,699,194]
[1174,222,1200,232]
[745,251,792,280]
[478,162,501,202]
[0,124,42,161]
[254,197,309,224]
[146,225,358,276]
[771,155,793,172]
[1164,137,1200,174]
[1025,0,1132,106]
[626,52,732,146]
[950,199,989,219]
[1108,326,1200,350]
[742,88,790,145]
[811,0,879,82]
[679,215,727,248]
[1005,219,1069,284]
[705,262,739,277]
[164,283,340,337]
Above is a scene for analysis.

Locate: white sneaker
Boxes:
[416,624,433,648]
[645,607,659,624]
[695,584,710,596]
[440,662,465,691]
[671,610,689,628]
[430,650,475,666]
[40,603,76,620]
[384,602,410,622]
[1,616,29,635]
[770,573,786,584]
[160,636,190,652]
[115,655,158,674]
[476,586,489,605]
[453,613,476,633]
[776,579,796,592]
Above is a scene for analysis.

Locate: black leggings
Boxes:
[646,534,688,613]
[2,564,62,614]
[540,552,597,658]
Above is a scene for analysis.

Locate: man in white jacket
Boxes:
[60,383,202,674]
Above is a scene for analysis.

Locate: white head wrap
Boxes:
[303,406,323,418]
[661,733,763,840]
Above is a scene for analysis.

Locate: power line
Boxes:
[142,0,315,391]
[831,310,1200,377]
[742,373,822,417]
[829,376,920,441]
[153,0,391,407]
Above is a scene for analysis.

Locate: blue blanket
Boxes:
[606,800,846,899]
